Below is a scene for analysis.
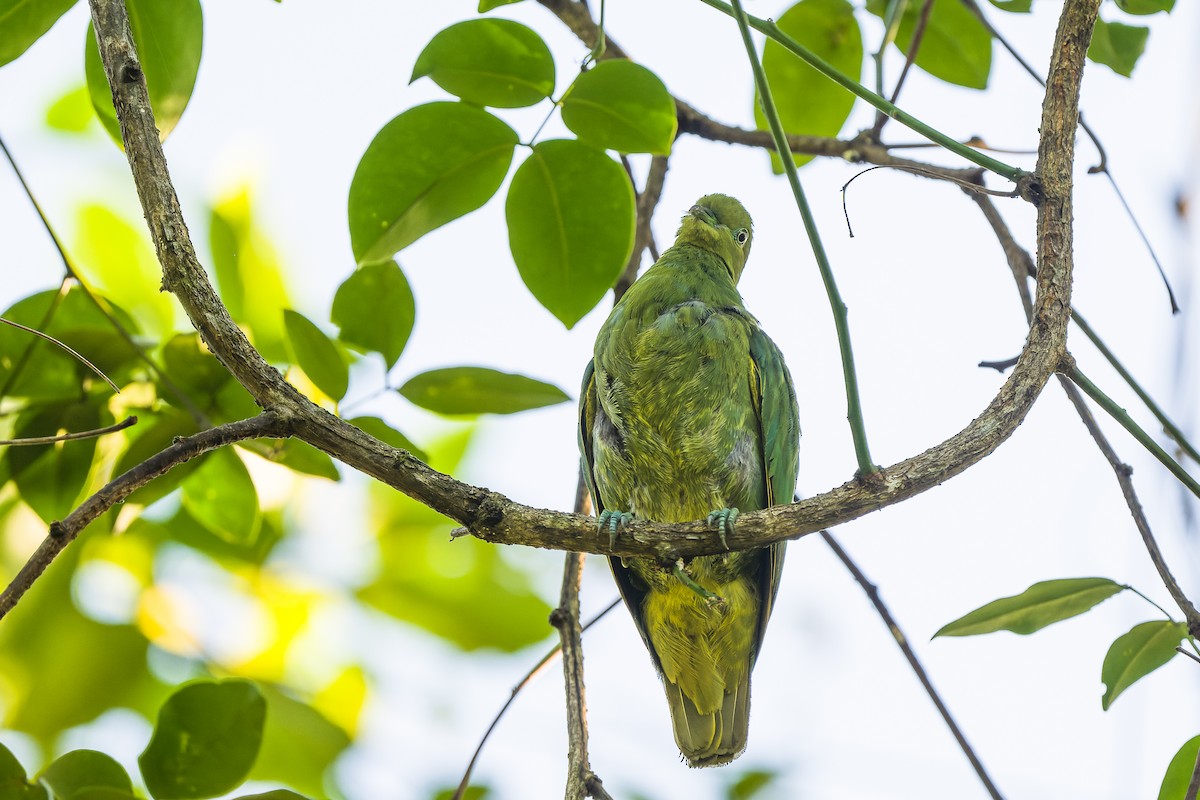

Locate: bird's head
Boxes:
[675,194,754,283]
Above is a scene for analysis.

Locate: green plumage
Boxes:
[579,195,800,767]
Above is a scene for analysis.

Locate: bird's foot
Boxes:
[597,509,634,550]
[673,559,725,608]
[706,507,740,550]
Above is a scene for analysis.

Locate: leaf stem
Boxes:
[1126,584,1178,623]
[728,0,877,475]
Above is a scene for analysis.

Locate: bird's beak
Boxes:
[688,204,718,227]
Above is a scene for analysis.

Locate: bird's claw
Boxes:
[598,509,634,550]
[706,507,740,550]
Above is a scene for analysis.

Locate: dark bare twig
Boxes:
[1177,646,1200,665]
[615,155,669,300]
[871,0,935,140]
[822,531,1004,799]
[0,415,137,446]
[1187,747,1200,800]
[557,471,597,800]
[978,356,1019,373]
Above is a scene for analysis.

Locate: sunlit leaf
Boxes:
[412,19,554,108]
[935,578,1125,637]
[348,103,517,265]
[1100,620,1186,710]
[40,750,134,800]
[264,440,340,481]
[313,666,367,736]
[1088,18,1149,77]
[332,261,415,369]
[0,0,77,67]
[478,0,521,10]
[45,84,96,133]
[0,741,48,800]
[505,139,634,328]
[284,310,349,402]
[866,0,992,89]
[248,685,350,799]
[561,59,676,155]
[1158,734,1200,800]
[180,447,261,546]
[140,679,266,800]
[758,0,862,170]
[399,366,569,415]
[347,415,427,463]
[84,0,203,143]
[1115,0,1173,14]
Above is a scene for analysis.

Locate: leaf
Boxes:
[988,0,1031,11]
[233,793,311,800]
[505,139,635,328]
[560,59,677,155]
[411,19,554,108]
[180,447,262,546]
[266,440,341,481]
[0,741,48,800]
[139,679,266,800]
[1115,0,1173,14]
[934,578,1125,637]
[84,0,203,143]
[399,367,569,415]
[867,0,992,89]
[432,788,489,800]
[45,84,96,133]
[758,0,863,170]
[478,0,521,10]
[8,401,107,522]
[348,102,517,265]
[727,768,778,800]
[347,415,427,462]
[161,334,233,400]
[332,261,415,369]
[39,750,133,800]
[247,686,350,798]
[1158,734,1200,800]
[111,407,201,507]
[0,0,77,67]
[1088,18,1149,77]
[1101,620,1186,710]
[284,310,349,401]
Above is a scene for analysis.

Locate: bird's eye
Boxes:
[735,229,749,247]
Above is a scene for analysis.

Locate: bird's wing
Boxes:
[749,327,800,655]
[577,358,601,516]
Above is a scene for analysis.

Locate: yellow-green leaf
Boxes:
[1101,620,1186,710]
[284,309,349,402]
[561,60,676,155]
[399,366,569,415]
[411,19,554,108]
[935,578,1125,637]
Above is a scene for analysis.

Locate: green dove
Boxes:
[579,194,800,767]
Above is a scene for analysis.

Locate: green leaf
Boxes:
[284,310,349,401]
[505,139,635,328]
[867,0,992,89]
[139,679,266,800]
[411,19,554,108]
[0,0,77,67]
[0,741,48,800]
[1101,620,1186,710]
[332,261,415,369]
[478,0,521,10]
[399,367,569,415]
[1088,18,1149,77]
[265,440,341,481]
[1115,0,1173,14]
[161,334,233,400]
[1158,734,1200,800]
[432,788,489,800]
[74,203,178,339]
[247,686,350,799]
[180,447,262,546]
[39,750,133,800]
[233,793,311,800]
[8,401,107,522]
[347,415,427,462]
[348,102,517,265]
[988,0,1031,11]
[934,578,1125,637]
[45,85,96,133]
[84,0,203,143]
[561,60,677,155]
[758,0,863,170]
[727,768,778,800]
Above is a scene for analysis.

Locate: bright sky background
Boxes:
[2,1,1200,798]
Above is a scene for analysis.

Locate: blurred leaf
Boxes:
[84,0,203,143]
[1088,18,1148,77]
[262,440,340,481]
[284,310,349,402]
[208,188,291,362]
[988,0,1031,10]
[39,750,133,800]
[0,741,48,800]
[140,679,266,800]
[7,400,108,522]
[1101,620,1186,710]
[478,0,522,10]
[127,507,283,568]
[313,667,367,737]
[1158,734,1200,800]
[866,0,992,89]
[249,685,350,799]
[934,578,1125,637]
[112,407,201,508]
[45,84,96,133]
[1115,0,1173,13]
[74,203,178,338]
[332,261,415,369]
[432,788,489,800]
[181,447,261,546]
[561,60,676,154]
[758,0,862,170]
[412,19,554,108]
[161,333,233,401]
[505,139,634,328]
[348,102,517,265]
[347,415,426,463]
[232,793,310,800]
[727,768,778,799]
[399,366,568,415]
[359,428,553,651]
[0,0,77,67]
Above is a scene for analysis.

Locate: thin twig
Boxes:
[870,0,908,132]
[614,155,669,301]
[822,531,1004,799]
[1177,646,1200,665]
[873,0,934,139]
[0,415,137,446]
[0,316,120,394]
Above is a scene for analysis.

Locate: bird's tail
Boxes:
[664,669,751,767]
